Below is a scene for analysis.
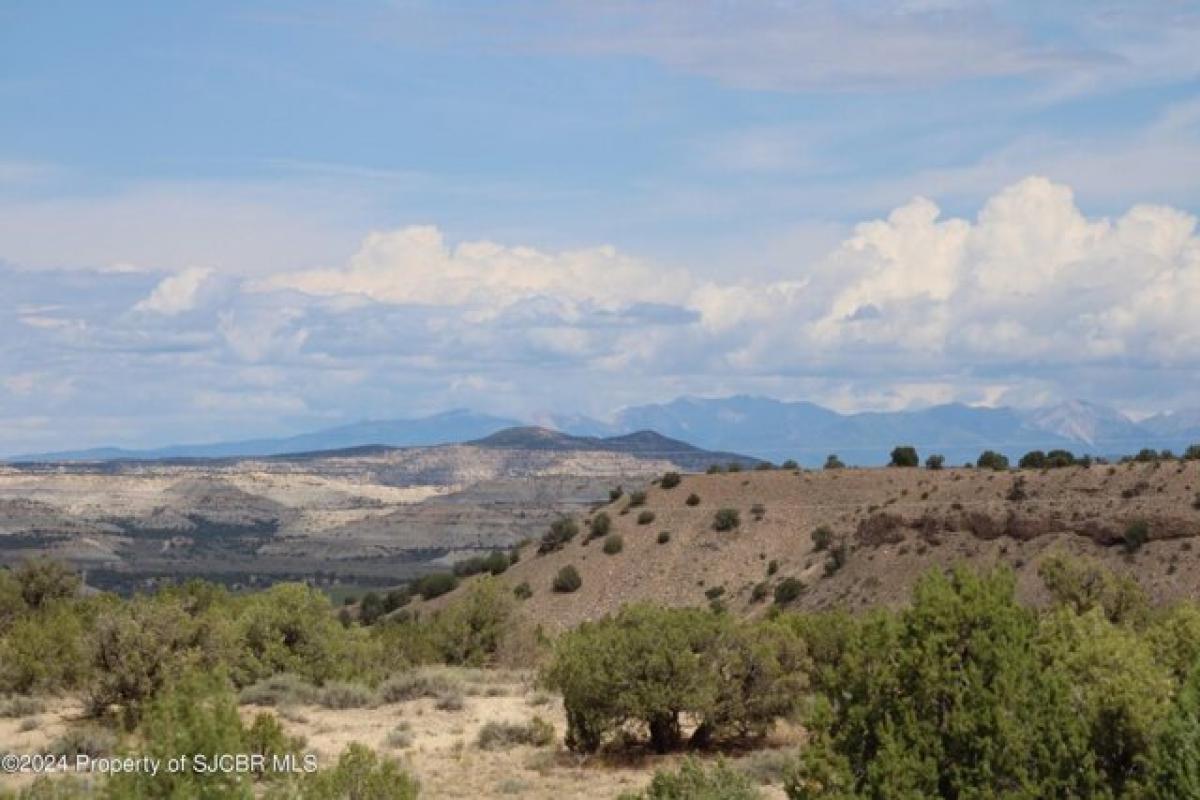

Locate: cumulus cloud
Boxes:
[255,225,694,311]
[691,176,1199,374]
[4,175,1200,453]
[133,267,213,315]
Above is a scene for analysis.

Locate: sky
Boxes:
[2,0,1200,453]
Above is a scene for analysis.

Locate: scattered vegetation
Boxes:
[686,493,701,506]
[889,445,919,467]
[713,508,741,532]
[619,758,762,800]
[977,449,1011,471]
[637,510,656,525]
[539,517,580,554]
[542,605,804,753]
[773,578,804,605]
[925,453,945,470]
[824,454,845,470]
[603,534,625,555]
[1124,519,1150,554]
[476,717,555,750]
[552,565,583,594]
[660,472,682,489]
[811,526,833,552]
[657,531,671,544]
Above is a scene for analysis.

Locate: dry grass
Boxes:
[421,462,1200,631]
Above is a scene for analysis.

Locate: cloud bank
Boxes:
[4,176,1199,452]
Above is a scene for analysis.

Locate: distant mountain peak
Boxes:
[1025,400,1137,447]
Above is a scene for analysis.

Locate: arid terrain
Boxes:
[0,429,754,593]
[0,668,793,799]
[423,460,1200,630]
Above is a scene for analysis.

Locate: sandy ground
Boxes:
[0,672,792,799]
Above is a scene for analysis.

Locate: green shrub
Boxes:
[1038,555,1148,626]
[48,724,117,759]
[811,526,833,552]
[426,577,517,666]
[86,595,220,721]
[553,566,582,594]
[713,508,741,532]
[824,454,845,470]
[266,742,418,800]
[540,517,580,554]
[317,681,377,709]
[411,572,459,600]
[543,606,803,754]
[767,559,779,576]
[603,535,624,555]
[977,450,1010,471]
[476,717,555,750]
[685,493,701,506]
[359,591,386,625]
[620,758,762,799]
[609,486,624,502]
[13,559,80,610]
[755,462,775,471]
[751,582,770,603]
[435,690,465,711]
[378,670,463,703]
[889,446,919,468]
[0,695,43,718]
[1185,444,1200,461]
[106,670,257,798]
[238,673,318,707]
[773,578,804,606]
[234,583,356,687]
[637,510,656,525]
[784,566,1153,800]
[660,472,682,490]
[823,541,849,577]
[513,581,533,600]
[657,531,671,544]
[706,464,723,474]
[1124,520,1150,554]
[1020,450,1048,469]
[781,460,799,470]
[727,462,743,473]
[1047,449,1077,468]
[0,601,90,695]
[589,512,612,541]
[629,491,648,508]
[925,454,945,470]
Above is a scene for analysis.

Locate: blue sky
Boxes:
[2,1,1200,453]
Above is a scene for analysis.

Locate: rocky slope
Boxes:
[426,459,1200,631]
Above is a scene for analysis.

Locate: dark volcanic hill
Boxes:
[468,427,760,471]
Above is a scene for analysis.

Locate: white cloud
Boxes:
[700,176,1200,373]
[256,225,695,311]
[133,267,213,315]
[4,174,1200,453]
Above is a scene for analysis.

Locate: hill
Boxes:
[467,427,760,471]
[425,458,1200,631]
[0,429,758,593]
[13,396,1200,468]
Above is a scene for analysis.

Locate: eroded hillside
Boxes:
[0,443,687,592]
[426,460,1200,630]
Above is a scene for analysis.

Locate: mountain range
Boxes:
[9,397,1200,467]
